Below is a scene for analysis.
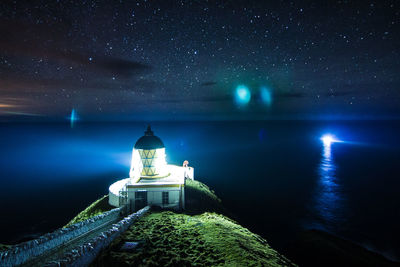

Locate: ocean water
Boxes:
[0,121,399,259]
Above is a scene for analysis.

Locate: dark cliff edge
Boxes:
[0,244,10,251]
[284,229,400,267]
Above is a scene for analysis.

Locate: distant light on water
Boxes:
[312,132,345,231]
[69,109,78,128]
[321,134,340,146]
[235,85,251,105]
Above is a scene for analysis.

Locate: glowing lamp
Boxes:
[321,134,339,146]
[130,125,169,179]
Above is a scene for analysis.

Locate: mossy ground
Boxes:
[91,179,295,266]
[93,211,295,266]
[65,195,114,227]
[65,179,295,266]
[184,179,230,216]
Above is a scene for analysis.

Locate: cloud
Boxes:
[0,96,44,116]
[0,104,16,108]
[274,92,306,98]
[200,81,218,86]
[142,94,231,104]
[0,19,151,77]
[56,51,152,77]
[0,74,157,95]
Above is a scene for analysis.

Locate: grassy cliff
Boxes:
[93,211,294,266]
[89,179,295,266]
[184,178,231,216]
[61,179,400,266]
[64,179,295,265]
[65,195,114,227]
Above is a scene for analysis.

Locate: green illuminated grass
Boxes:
[91,179,295,266]
[67,179,296,265]
[184,178,230,215]
[65,195,114,227]
[93,211,295,266]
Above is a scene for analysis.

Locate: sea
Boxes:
[0,120,399,260]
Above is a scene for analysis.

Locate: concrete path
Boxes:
[20,216,121,267]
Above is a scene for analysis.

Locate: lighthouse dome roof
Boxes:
[134,125,164,150]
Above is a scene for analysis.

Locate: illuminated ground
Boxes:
[66,179,295,266]
[93,211,294,266]
[93,179,294,266]
[63,178,400,266]
[64,195,114,227]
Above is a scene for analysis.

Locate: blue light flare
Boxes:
[260,86,272,107]
[321,134,341,146]
[69,109,78,128]
[234,85,251,105]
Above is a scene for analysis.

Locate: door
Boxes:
[135,191,147,211]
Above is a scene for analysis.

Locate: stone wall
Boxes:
[0,207,123,267]
[44,206,150,267]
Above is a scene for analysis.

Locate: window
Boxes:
[162,191,169,205]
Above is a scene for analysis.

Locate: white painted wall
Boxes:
[108,178,129,207]
[184,167,194,180]
[127,187,182,210]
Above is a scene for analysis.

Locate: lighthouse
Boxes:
[108,126,194,211]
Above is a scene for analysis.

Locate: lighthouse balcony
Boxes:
[108,164,194,209]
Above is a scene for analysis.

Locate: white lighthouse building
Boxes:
[108,126,194,211]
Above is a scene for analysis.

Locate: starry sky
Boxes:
[0,0,399,121]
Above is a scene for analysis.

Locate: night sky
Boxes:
[0,0,399,120]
